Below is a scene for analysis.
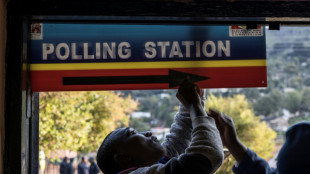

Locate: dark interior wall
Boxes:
[0,0,7,174]
[6,0,310,18]
[4,1,24,173]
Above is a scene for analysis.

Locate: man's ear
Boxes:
[114,154,133,164]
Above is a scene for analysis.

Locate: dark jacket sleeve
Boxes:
[232,149,277,174]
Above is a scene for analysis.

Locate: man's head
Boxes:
[97,127,166,174]
[89,157,94,163]
[277,122,310,174]
[69,158,74,163]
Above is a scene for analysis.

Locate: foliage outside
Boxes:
[39,91,138,159]
[206,94,277,174]
[126,90,179,131]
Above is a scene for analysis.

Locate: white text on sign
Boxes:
[42,40,231,60]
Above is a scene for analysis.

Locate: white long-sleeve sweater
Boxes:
[124,103,224,174]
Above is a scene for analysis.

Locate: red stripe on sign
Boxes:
[30,67,267,91]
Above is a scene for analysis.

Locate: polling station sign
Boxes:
[29,23,267,91]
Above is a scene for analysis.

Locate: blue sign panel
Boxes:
[29,23,266,91]
[30,24,266,63]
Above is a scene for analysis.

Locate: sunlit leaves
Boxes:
[39,91,138,157]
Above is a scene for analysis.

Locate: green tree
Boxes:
[299,88,310,113]
[289,76,303,90]
[206,94,276,174]
[39,91,138,157]
[238,88,260,103]
[284,90,302,115]
[86,92,138,152]
[284,88,310,116]
[253,90,283,116]
[134,90,179,127]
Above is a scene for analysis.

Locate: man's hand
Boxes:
[176,80,206,118]
[208,109,247,163]
[208,109,237,147]
[176,80,203,108]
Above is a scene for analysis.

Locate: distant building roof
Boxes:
[131,112,151,118]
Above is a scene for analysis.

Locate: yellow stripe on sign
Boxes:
[30,60,266,71]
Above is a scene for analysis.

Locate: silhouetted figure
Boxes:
[88,157,99,174]
[67,158,75,174]
[60,157,68,174]
[78,157,89,174]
